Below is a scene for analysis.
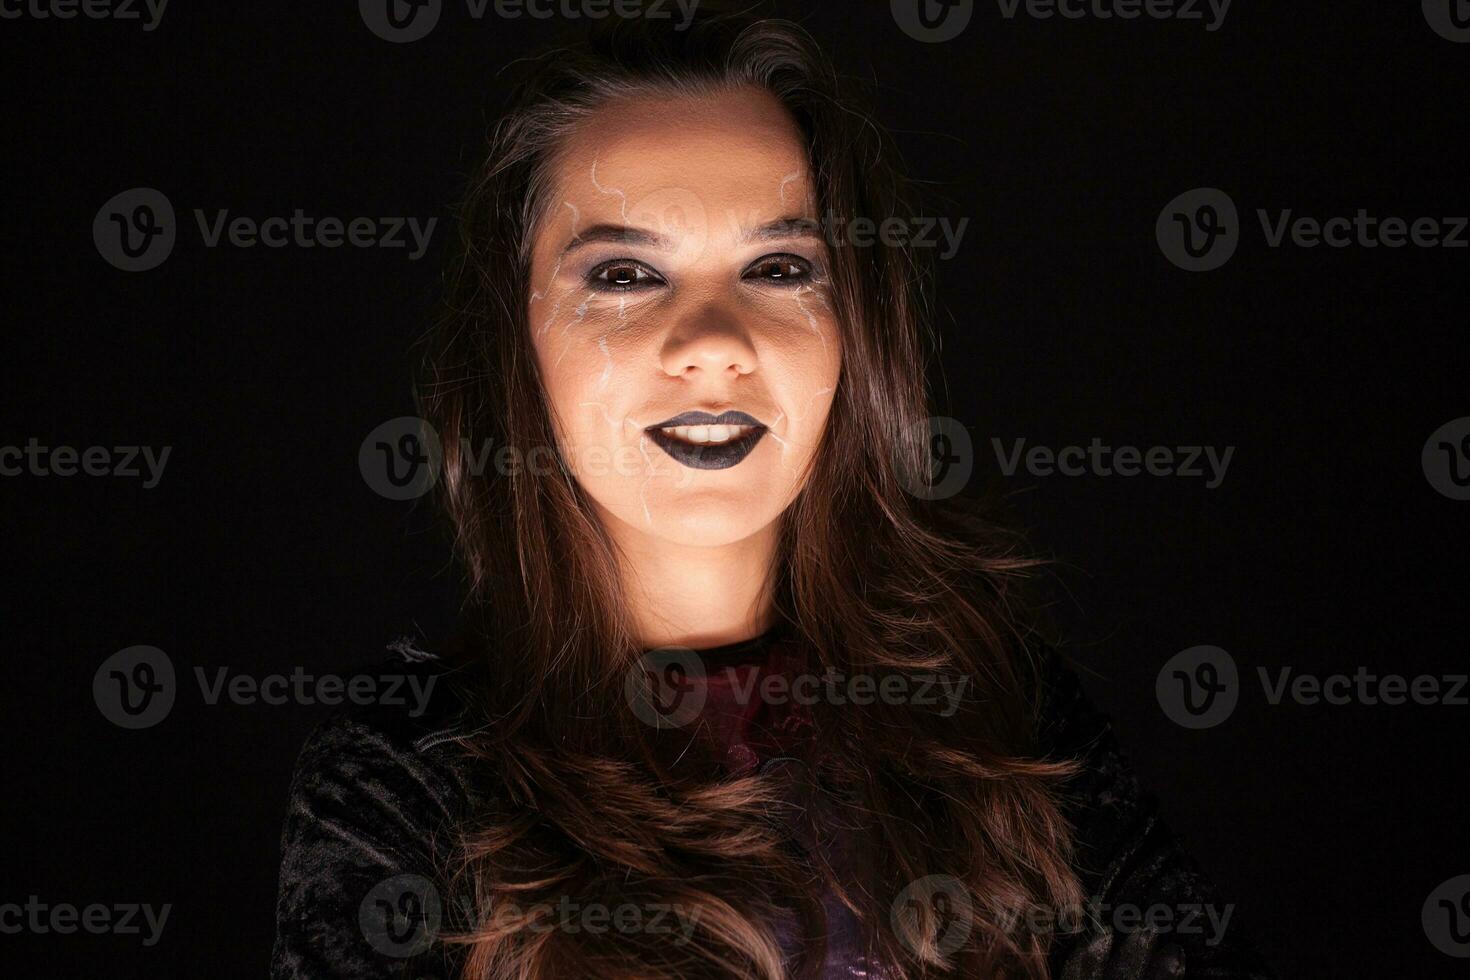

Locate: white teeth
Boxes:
[659,424,754,445]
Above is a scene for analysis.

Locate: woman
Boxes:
[272,10,1274,979]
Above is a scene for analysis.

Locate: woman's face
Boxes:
[527,86,841,548]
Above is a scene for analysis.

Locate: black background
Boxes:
[6,2,1468,977]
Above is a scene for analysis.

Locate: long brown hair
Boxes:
[417,8,1083,978]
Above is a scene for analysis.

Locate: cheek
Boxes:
[530,287,597,375]
[748,282,840,362]
[532,301,650,447]
[748,292,842,436]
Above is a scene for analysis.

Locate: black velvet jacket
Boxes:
[270,644,1276,979]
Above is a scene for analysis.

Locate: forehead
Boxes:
[547,86,814,224]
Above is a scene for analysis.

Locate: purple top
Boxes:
[689,628,887,978]
[271,640,1278,978]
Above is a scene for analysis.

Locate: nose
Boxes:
[658,301,758,380]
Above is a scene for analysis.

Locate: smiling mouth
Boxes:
[646,410,767,470]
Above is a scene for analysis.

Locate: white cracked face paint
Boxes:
[526,86,842,546]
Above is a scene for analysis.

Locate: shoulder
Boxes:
[1031,646,1153,834]
[1032,650,1279,978]
[292,643,471,752]
[1033,648,1124,758]
[272,644,485,979]
[281,643,485,834]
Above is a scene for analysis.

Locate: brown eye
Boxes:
[743,253,812,285]
[587,260,663,292]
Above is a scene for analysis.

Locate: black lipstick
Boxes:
[646,410,767,470]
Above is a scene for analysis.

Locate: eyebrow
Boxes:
[559,215,824,258]
[743,216,824,243]
[560,224,668,257]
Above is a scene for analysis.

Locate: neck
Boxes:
[601,511,780,650]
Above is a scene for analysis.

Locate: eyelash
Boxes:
[584,253,816,292]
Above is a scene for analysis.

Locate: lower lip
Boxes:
[647,427,767,470]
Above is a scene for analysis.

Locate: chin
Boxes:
[649,496,776,547]
[592,484,776,548]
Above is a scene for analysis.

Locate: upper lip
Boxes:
[648,410,765,429]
